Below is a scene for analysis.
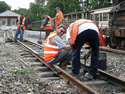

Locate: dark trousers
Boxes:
[45,30,51,38]
[46,50,72,65]
[72,29,99,75]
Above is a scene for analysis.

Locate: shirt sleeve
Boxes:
[51,36,65,49]
[16,18,18,23]
[59,12,63,22]
[66,27,71,41]
[24,19,27,26]
[43,17,49,27]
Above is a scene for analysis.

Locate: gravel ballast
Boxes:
[0,30,124,94]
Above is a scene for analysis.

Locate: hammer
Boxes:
[83,49,92,74]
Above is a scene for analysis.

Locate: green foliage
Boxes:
[10,0,113,25]
[0,1,11,13]
[82,0,113,11]
[10,66,32,79]
[46,0,82,17]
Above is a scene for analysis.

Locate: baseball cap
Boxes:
[55,7,60,10]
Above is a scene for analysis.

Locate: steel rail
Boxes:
[24,40,125,89]
[98,69,125,88]
[17,40,99,94]
[99,46,125,54]
[25,39,125,54]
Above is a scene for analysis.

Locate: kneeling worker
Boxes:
[66,19,105,80]
[44,24,72,70]
[41,13,52,38]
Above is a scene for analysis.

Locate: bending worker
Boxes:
[55,7,63,30]
[66,19,105,80]
[15,13,26,42]
[40,13,52,38]
[44,24,72,70]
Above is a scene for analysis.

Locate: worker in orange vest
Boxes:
[40,13,52,38]
[14,13,26,42]
[44,24,72,70]
[55,7,63,30]
[15,13,26,42]
[66,19,105,80]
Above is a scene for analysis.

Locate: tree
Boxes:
[13,8,27,14]
[30,0,45,21]
[13,0,46,25]
[0,1,11,13]
[46,0,82,17]
[82,0,113,11]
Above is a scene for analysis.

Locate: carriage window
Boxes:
[91,14,94,21]
[95,14,99,21]
[2,20,6,25]
[100,13,102,21]
[103,13,108,21]
[12,20,16,25]
[84,14,87,19]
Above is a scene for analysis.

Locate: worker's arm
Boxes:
[40,18,49,29]
[62,45,71,50]
[58,12,63,25]
[43,17,49,27]
[16,18,20,25]
[24,19,27,26]
[51,36,72,50]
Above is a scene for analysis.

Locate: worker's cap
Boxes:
[55,7,60,10]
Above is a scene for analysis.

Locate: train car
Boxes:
[101,0,125,49]
[90,7,113,29]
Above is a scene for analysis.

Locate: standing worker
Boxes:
[44,24,72,70]
[66,19,105,80]
[55,7,63,30]
[40,13,52,38]
[14,13,26,42]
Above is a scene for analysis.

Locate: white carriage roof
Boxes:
[0,10,20,17]
[91,7,113,14]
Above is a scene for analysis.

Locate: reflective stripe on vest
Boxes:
[44,32,61,61]
[44,16,52,30]
[17,16,26,30]
[69,19,105,46]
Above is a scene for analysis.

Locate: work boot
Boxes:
[59,62,68,71]
[68,72,79,79]
[85,72,93,80]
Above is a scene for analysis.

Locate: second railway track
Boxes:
[11,38,125,94]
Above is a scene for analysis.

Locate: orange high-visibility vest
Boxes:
[69,20,105,46]
[17,16,26,30]
[44,32,61,61]
[55,11,63,30]
[44,16,52,30]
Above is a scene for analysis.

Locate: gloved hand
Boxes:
[40,26,44,29]
[17,22,20,25]
[20,25,23,27]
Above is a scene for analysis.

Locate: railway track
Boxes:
[12,39,125,94]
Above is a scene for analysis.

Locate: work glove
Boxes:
[17,22,20,25]
[40,26,44,29]
[20,25,23,27]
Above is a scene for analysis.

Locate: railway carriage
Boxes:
[101,0,125,48]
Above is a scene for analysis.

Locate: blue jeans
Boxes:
[72,29,99,75]
[14,28,24,42]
